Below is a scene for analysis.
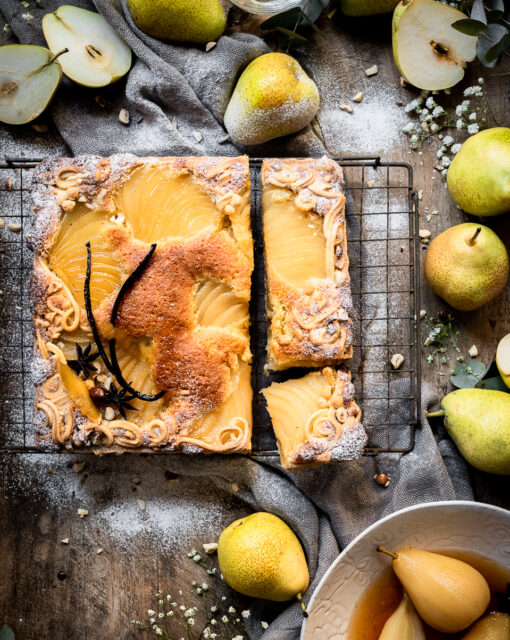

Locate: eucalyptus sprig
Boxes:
[260,0,328,49]
[452,0,510,67]
[423,313,462,364]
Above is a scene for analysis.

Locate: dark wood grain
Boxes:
[0,7,509,640]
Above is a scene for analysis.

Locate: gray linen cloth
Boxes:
[1,2,473,638]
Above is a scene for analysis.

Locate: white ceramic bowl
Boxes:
[301,501,510,640]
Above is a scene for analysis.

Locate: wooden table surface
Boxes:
[0,7,509,640]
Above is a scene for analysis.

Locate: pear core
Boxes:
[217,512,309,601]
[447,128,510,216]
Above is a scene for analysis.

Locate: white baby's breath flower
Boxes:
[430,123,439,133]
[193,554,202,563]
[405,99,419,112]
[147,610,155,616]
[211,605,218,613]
[155,630,163,636]
[242,610,250,618]
[456,119,464,130]
[222,615,229,623]
[451,143,462,154]
[402,123,415,134]
[426,96,436,109]
[410,134,419,144]
[441,156,451,167]
[436,148,444,158]
[21,12,33,21]
[432,106,444,117]
[149,618,156,625]
[455,105,463,117]
[469,112,477,120]
[158,612,164,618]
[261,621,269,629]
[196,588,203,595]
[229,606,236,614]
[478,77,484,85]
[201,583,209,590]
[187,617,195,626]
[467,123,479,135]
[442,135,454,146]
[167,611,174,617]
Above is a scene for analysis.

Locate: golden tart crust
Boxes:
[262,157,354,371]
[261,367,366,470]
[30,154,253,455]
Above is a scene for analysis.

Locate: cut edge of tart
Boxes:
[30,154,253,455]
[261,366,366,470]
[262,157,354,371]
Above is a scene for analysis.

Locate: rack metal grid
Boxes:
[0,155,420,456]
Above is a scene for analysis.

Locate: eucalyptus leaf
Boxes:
[450,359,487,389]
[275,26,308,42]
[477,22,508,66]
[471,0,487,24]
[485,29,510,62]
[261,8,302,31]
[452,18,489,35]
[475,376,510,392]
[486,0,505,12]
[0,626,15,640]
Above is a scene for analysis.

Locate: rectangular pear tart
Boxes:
[30,154,253,454]
[261,367,366,470]
[262,157,354,371]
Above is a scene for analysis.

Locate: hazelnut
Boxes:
[374,473,391,488]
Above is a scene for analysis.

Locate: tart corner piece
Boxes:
[261,367,366,470]
[30,154,253,454]
[262,157,353,371]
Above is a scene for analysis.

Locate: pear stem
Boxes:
[49,48,69,64]
[468,227,482,246]
[297,593,308,618]
[377,546,398,560]
[427,410,445,418]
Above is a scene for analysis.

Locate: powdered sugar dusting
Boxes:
[317,83,408,155]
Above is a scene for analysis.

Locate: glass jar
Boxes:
[229,0,302,14]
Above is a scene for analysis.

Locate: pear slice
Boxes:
[392,0,477,90]
[496,333,510,389]
[0,44,64,125]
[42,5,131,88]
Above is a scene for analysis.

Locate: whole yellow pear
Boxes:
[385,548,490,633]
[217,512,309,601]
[127,0,226,43]
[223,52,320,145]
[462,612,510,639]
[424,223,509,311]
[447,128,510,216]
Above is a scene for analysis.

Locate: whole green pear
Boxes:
[340,0,399,16]
[127,0,226,43]
[424,223,509,311]
[447,128,510,216]
[429,389,510,475]
[223,52,320,145]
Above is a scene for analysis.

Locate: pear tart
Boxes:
[262,367,366,470]
[262,157,353,371]
[30,154,253,454]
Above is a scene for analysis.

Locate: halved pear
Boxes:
[496,333,510,389]
[42,5,131,88]
[392,0,477,90]
[0,44,64,125]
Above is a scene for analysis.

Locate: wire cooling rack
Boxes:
[0,155,420,456]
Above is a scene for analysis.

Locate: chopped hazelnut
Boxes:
[205,41,217,52]
[77,508,88,518]
[468,345,478,358]
[340,104,353,114]
[365,64,378,77]
[391,353,405,370]
[352,91,364,103]
[374,473,391,488]
[118,108,130,125]
[203,542,218,554]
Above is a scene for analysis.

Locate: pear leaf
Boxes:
[475,376,510,392]
[452,18,489,35]
[0,626,15,640]
[450,359,487,388]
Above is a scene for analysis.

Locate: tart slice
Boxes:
[261,367,366,470]
[30,154,253,454]
[262,157,353,370]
